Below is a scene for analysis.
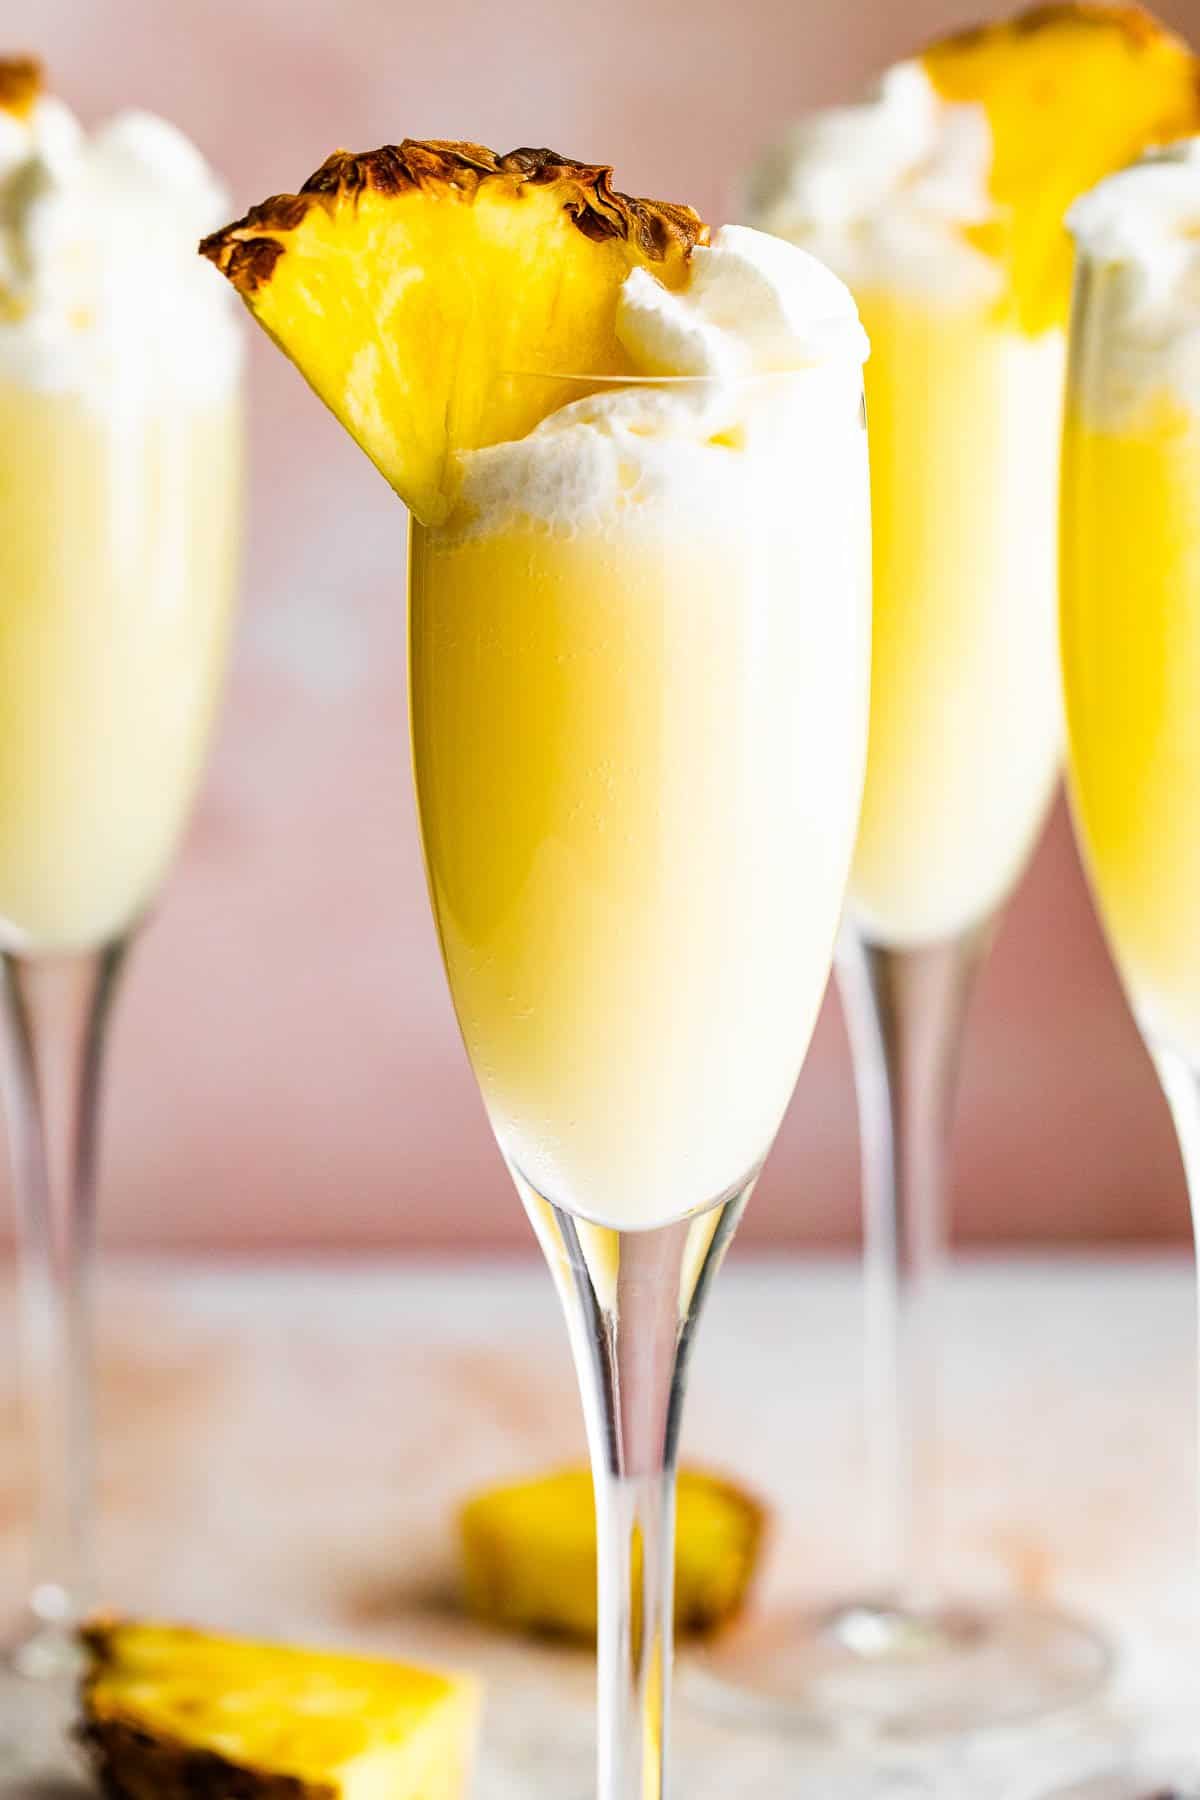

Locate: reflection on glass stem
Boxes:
[522,1175,751,1800]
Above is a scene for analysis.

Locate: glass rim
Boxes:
[498,362,863,388]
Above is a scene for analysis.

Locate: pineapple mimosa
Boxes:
[1036,141,1200,1800]
[716,5,1200,1737]
[205,147,870,1800]
[1063,148,1200,1067]
[0,59,241,1689]
[411,350,869,1229]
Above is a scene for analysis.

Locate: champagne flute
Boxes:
[0,71,242,1692]
[1031,139,1200,1800]
[409,358,870,1796]
[696,4,1200,1731]
[199,140,871,1791]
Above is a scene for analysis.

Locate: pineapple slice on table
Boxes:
[201,141,707,526]
[78,1618,482,1800]
[459,1467,766,1643]
[920,2,1200,330]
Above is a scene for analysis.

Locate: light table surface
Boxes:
[0,1255,1192,1798]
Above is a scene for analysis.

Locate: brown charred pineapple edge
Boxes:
[200,141,708,294]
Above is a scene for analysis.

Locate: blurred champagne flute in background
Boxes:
[1042,139,1200,1800]
[697,3,1200,1738]
[0,59,241,1695]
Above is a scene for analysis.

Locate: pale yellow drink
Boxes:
[1059,168,1200,1065]
[751,15,1200,949]
[0,91,243,952]
[850,289,1063,943]
[1062,399,1200,1059]
[412,370,870,1229]
[0,378,241,952]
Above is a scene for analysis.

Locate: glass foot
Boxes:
[8,1622,83,1685]
[4,1587,84,1684]
[1029,1769,1200,1800]
[687,1596,1111,1741]
[0,1609,86,1777]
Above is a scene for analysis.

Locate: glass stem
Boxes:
[1152,1047,1200,1579]
[837,922,991,1611]
[526,1183,749,1800]
[0,943,128,1675]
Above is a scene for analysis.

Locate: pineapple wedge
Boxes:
[79,1618,482,1800]
[460,1467,765,1643]
[201,142,707,525]
[921,3,1200,330]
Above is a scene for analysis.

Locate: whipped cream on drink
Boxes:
[749,62,998,303]
[0,84,239,398]
[447,224,868,539]
[1068,140,1200,429]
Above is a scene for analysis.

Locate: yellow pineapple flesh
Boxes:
[201,142,707,524]
[460,1467,765,1643]
[921,3,1200,330]
[79,1618,482,1800]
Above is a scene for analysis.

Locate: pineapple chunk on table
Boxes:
[460,1467,765,1644]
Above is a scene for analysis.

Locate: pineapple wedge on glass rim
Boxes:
[78,1618,482,1800]
[201,140,707,526]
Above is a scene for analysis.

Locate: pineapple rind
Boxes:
[78,1716,335,1800]
[459,1467,766,1644]
[0,57,41,118]
[201,142,706,296]
[79,1619,482,1800]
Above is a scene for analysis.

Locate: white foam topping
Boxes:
[0,90,240,399]
[1068,141,1200,425]
[1069,138,1200,266]
[618,223,869,376]
[748,61,1000,301]
[448,224,867,537]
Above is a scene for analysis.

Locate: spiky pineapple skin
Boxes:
[0,57,41,117]
[79,1715,334,1800]
[78,1618,480,1800]
[201,141,706,296]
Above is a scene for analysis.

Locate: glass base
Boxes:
[688,1596,1111,1741]
[1031,1770,1200,1799]
[0,1611,86,1775]
[7,1616,83,1684]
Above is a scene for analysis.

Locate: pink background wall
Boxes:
[5,0,1197,1250]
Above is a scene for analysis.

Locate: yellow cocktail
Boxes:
[848,286,1063,941]
[411,369,869,1229]
[0,62,242,1682]
[753,12,1200,942]
[1062,149,1200,1065]
[0,84,242,952]
[0,380,240,953]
